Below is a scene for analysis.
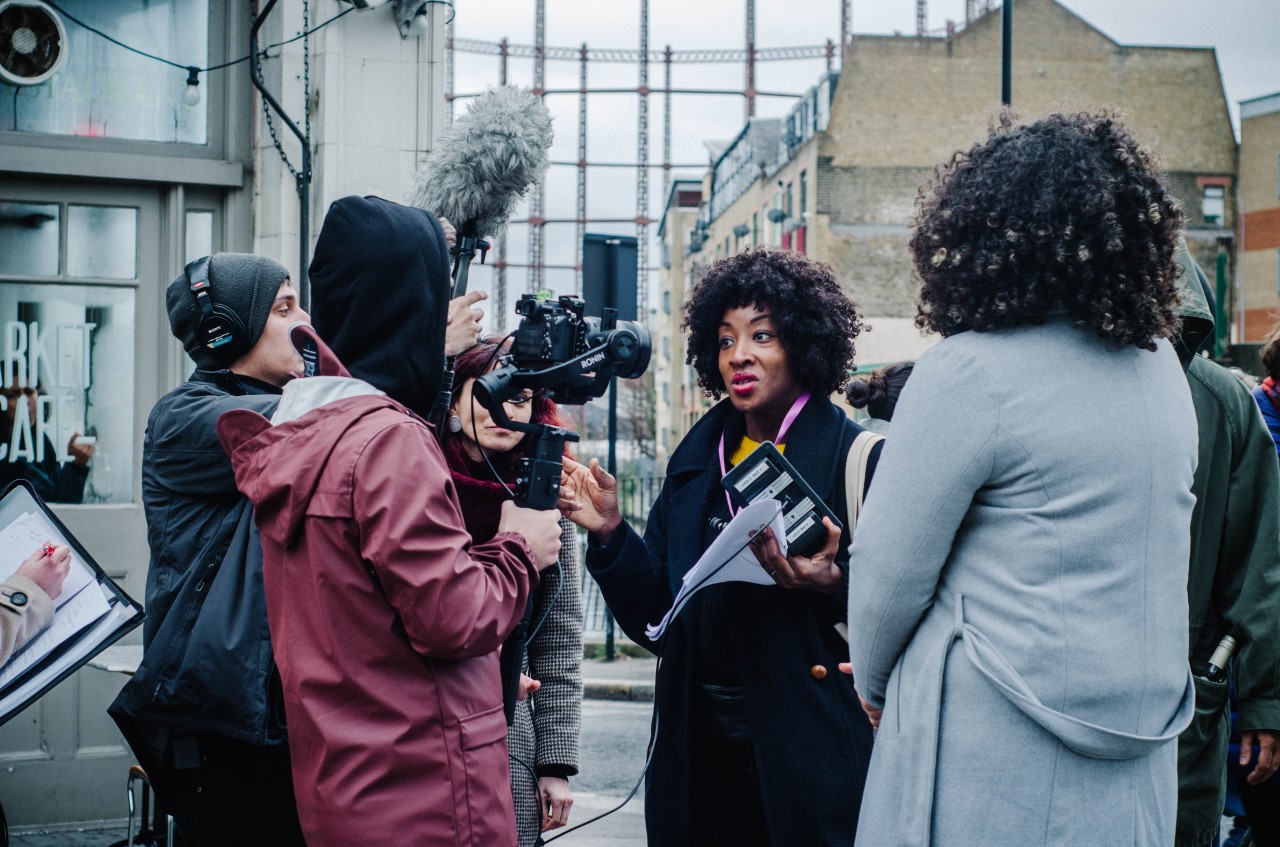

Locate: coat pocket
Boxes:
[457,704,516,846]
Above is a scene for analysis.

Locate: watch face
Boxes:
[9,592,28,607]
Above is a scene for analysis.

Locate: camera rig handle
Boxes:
[474,350,628,510]
[428,219,490,430]
[450,218,490,299]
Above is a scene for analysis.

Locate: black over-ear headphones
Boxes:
[185,256,247,363]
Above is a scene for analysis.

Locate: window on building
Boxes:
[185,211,215,264]
[662,290,670,315]
[0,0,211,144]
[785,183,794,218]
[1203,185,1225,226]
[800,170,808,218]
[0,284,136,504]
[0,200,141,504]
[752,212,759,244]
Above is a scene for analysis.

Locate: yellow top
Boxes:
[729,436,785,468]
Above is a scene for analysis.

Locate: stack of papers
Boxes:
[645,499,786,641]
[0,510,112,684]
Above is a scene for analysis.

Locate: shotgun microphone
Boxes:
[409,86,554,295]
[409,86,553,429]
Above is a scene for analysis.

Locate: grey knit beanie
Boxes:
[165,253,290,369]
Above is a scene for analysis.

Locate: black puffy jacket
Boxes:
[110,370,284,758]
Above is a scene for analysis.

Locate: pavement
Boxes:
[9,659,658,846]
[579,655,656,702]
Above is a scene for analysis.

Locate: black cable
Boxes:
[540,503,783,840]
[526,560,563,643]
[510,749,545,842]
[540,705,660,844]
[41,1,354,75]
[425,0,457,25]
[467,332,519,493]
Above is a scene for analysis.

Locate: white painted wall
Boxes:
[252,1,447,281]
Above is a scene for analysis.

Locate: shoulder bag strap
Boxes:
[844,430,885,534]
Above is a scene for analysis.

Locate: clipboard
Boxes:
[720,441,842,558]
[0,480,144,726]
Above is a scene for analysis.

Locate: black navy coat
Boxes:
[586,396,878,846]
[110,370,285,787]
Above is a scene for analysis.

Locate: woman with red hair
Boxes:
[440,337,584,847]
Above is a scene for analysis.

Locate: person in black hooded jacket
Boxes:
[111,244,487,847]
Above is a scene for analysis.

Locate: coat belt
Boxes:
[896,595,1196,847]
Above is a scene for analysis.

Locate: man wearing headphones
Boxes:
[110,254,310,846]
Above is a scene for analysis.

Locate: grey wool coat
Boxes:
[509,517,583,847]
[848,319,1199,846]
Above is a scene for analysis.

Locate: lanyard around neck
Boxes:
[717,391,811,518]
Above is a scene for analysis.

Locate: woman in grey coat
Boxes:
[848,112,1198,846]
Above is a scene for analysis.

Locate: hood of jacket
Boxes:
[1174,239,1215,368]
[309,195,451,419]
[217,325,404,546]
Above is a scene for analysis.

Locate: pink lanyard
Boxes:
[717,392,811,518]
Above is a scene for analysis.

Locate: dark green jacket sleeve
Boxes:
[1224,390,1280,733]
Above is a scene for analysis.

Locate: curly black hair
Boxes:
[1261,322,1280,382]
[911,110,1184,350]
[682,248,866,399]
[846,360,915,422]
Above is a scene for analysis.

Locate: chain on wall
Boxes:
[258,0,312,184]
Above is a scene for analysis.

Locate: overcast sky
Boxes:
[449,0,1280,315]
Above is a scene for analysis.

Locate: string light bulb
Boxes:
[182,66,201,107]
[409,8,431,36]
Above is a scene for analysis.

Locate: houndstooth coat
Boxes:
[509,518,584,847]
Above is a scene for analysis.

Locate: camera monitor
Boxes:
[581,233,638,322]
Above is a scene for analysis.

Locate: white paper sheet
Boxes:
[645,499,787,641]
[0,510,112,683]
[0,511,98,606]
[0,581,114,687]
[0,587,134,722]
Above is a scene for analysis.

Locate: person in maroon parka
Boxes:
[218,196,562,846]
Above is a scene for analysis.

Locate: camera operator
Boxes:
[109,244,485,847]
[217,195,561,847]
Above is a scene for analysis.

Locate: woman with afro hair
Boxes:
[562,247,880,846]
[846,111,1199,845]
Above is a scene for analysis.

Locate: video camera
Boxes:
[472,293,651,510]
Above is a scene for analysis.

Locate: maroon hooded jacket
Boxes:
[217,327,538,846]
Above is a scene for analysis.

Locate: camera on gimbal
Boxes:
[472,293,651,510]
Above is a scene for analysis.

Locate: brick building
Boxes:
[653,179,702,463]
[659,0,1238,454]
[1239,91,1280,342]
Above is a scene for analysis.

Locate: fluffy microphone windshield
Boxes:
[409,86,554,240]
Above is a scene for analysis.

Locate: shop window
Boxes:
[1203,185,1225,226]
[0,203,59,276]
[185,210,214,263]
[0,0,210,144]
[0,284,135,504]
[67,205,137,279]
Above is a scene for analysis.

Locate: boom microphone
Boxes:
[409,86,553,428]
[409,86,553,247]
